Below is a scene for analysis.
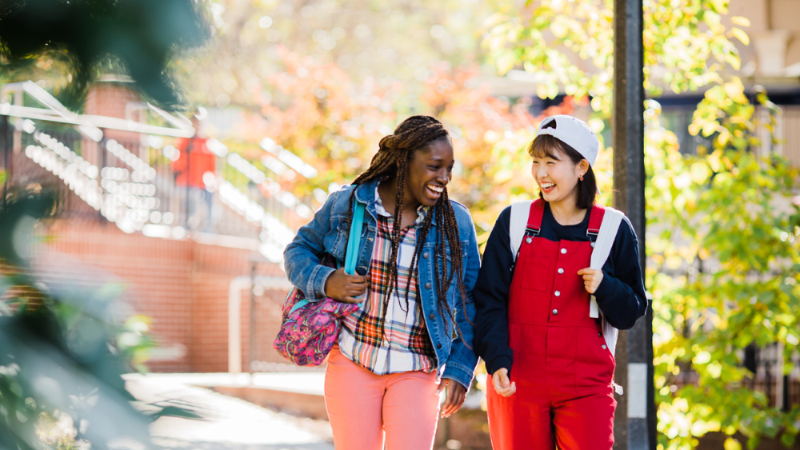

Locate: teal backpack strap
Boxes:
[344,200,365,275]
[289,200,365,314]
[288,298,309,315]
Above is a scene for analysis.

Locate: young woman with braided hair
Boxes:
[284,115,480,450]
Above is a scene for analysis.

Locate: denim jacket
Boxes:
[284,178,481,389]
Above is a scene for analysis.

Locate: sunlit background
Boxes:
[1,0,800,449]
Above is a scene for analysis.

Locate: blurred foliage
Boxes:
[0,191,200,449]
[648,96,800,450]
[257,47,397,196]
[174,0,492,112]
[170,0,505,220]
[213,45,554,238]
[481,0,800,448]
[0,0,209,109]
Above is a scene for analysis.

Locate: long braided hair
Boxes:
[347,115,471,341]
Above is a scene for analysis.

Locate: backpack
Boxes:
[273,201,364,366]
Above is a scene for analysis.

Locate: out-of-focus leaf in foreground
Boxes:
[0,190,201,449]
[0,0,209,109]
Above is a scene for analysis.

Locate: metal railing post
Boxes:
[99,137,107,222]
[1,114,9,204]
[249,260,257,374]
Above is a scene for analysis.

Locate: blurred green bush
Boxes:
[0,190,199,450]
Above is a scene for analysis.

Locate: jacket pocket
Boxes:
[324,222,349,261]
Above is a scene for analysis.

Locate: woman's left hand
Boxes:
[577,268,604,294]
[437,379,467,418]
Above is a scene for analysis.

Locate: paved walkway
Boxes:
[124,373,333,450]
[135,372,326,396]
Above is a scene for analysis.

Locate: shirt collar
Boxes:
[374,180,428,226]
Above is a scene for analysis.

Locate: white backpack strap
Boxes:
[589,207,624,269]
[603,316,620,364]
[588,207,624,318]
[509,201,533,261]
[588,207,624,359]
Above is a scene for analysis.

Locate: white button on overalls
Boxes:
[561,248,567,254]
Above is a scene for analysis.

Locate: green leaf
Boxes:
[731,28,750,46]
[725,53,741,70]
[731,16,751,27]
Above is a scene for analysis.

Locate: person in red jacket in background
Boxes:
[172,114,216,231]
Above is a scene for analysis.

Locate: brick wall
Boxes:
[37,218,291,373]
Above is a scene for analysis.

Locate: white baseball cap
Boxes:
[536,115,599,166]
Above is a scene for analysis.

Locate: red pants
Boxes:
[487,372,616,449]
[487,200,617,450]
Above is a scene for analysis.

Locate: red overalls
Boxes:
[487,200,617,450]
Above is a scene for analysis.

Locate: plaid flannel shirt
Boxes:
[337,184,437,375]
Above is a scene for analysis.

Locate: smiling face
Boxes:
[531,141,589,207]
[404,138,455,208]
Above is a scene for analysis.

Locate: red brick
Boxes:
[32,218,291,373]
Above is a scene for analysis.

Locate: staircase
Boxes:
[9,122,299,264]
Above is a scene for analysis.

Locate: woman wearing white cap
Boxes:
[473,115,647,449]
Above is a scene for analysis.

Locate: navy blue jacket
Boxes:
[473,203,648,376]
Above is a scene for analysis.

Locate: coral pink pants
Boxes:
[324,346,441,450]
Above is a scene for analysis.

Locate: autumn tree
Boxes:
[174,0,493,113]
[213,45,397,213]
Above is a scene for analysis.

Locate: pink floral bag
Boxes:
[273,201,365,366]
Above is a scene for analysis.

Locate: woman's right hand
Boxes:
[324,267,369,303]
[492,368,517,397]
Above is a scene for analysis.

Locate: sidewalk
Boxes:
[129,372,325,395]
[123,373,333,450]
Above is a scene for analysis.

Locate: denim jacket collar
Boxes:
[353,178,439,226]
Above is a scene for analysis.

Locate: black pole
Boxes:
[613,0,654,448]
